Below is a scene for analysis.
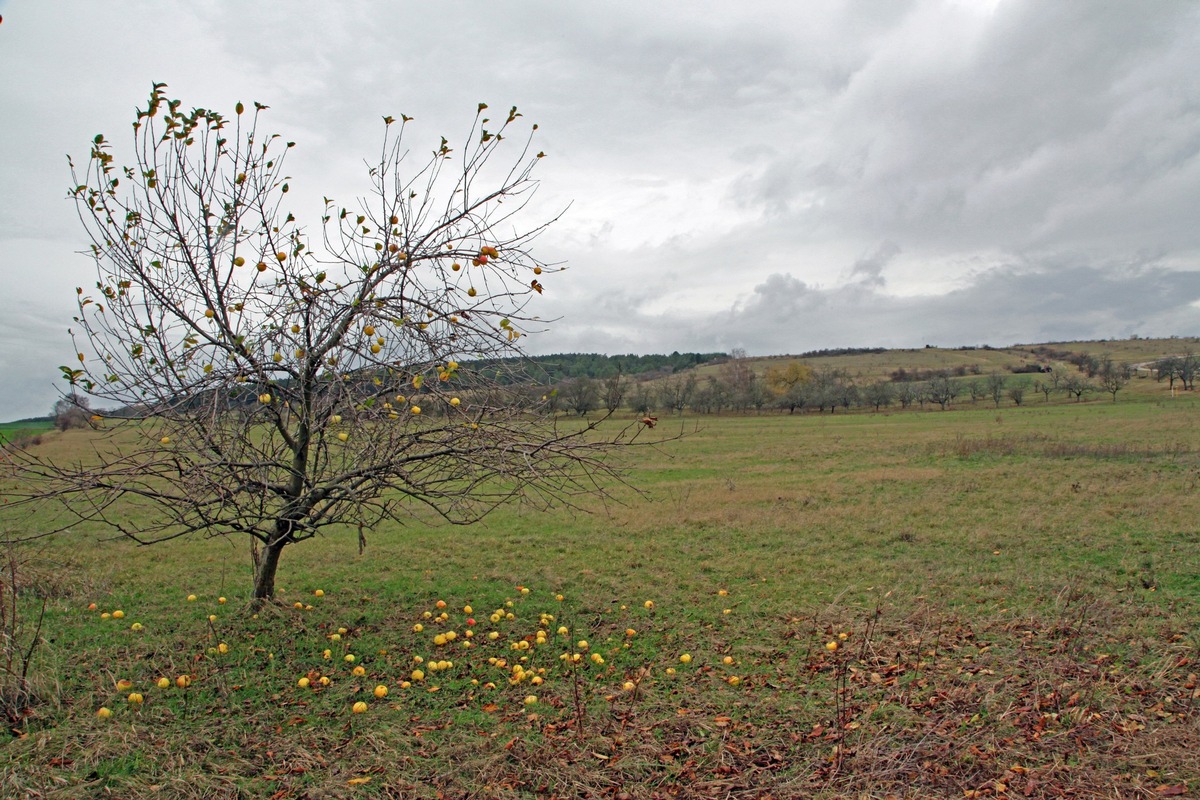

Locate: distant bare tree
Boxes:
[862,380,895,412]
[1062,375,1092,402]
[1098,359,1132,402]
[986,373,1006,408]
[51,395,91,432]
[926,374,957,410]
[602,372,625,414]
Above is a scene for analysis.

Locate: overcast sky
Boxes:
[2,1,1199,419]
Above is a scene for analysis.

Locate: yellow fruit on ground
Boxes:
[826,641,839,652]
[679,654,692,664]
[374,685,388,698]
[112,610,125,619]
[160,436,170,445]
[410,406,421,415]
[330,414,342,424]
[156,677,170,689]
[218,597,227,605]
[411,669,425,681]
[97,707,112,718]
[352,701,368,714]
[644,600,654,609]
[524,695,538,705]
[337,432,349,442]
[175,675,191,688]
[186,594,197,602]
[623,681,635,692]
[352,666,366,677]
[314,589,324,597]
[116,679,133,691]
[344,654,356,663]
[450,397,461,407]
[127,692,144,704]
[298,677,310,688]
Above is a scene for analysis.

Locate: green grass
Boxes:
[0,420,53,445]
[1,380,1199,798]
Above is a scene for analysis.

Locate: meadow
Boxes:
[0,420,52,447]
[1,368,1198,798]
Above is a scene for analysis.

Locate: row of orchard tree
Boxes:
[544,352,1160,417]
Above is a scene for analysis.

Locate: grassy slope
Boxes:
[0,348,1198,798]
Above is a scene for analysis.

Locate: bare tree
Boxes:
[601,371,625,414]
[1098,359,1131,402]
[1062,374,1092,402]
[51,394,91,432]
[6,85,638,605]
[1007,385,1025,406]
[564,377,600,416]
[985,373,1006,408]
[626,382,654,415]
[657,374,696,415]
[926,374,958,410]
[862,380,895,412]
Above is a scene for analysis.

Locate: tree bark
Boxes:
[252,538,287,604]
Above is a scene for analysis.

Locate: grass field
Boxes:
[0,420,52,446]
[1,369,1198,798]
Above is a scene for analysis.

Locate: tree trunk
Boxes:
[252,538,287,605]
